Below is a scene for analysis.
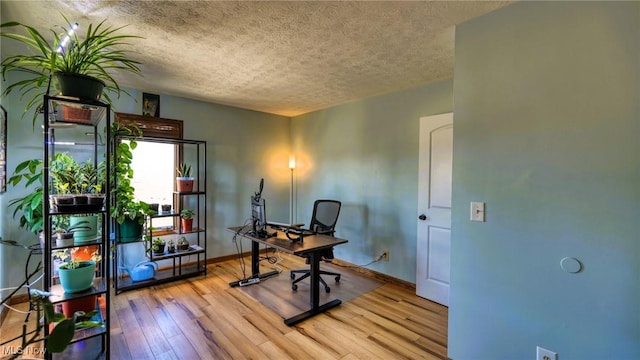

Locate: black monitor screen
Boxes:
[251,195,267,236]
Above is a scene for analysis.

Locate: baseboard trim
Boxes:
[330,258,416,291]
[1,293,30,326]
[204,251,415,291]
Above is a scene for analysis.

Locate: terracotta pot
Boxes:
[176,177,194,192]
[71,245,100,261]
[60,105,92,124]
[181,218,193,233]
[61,295,97,318]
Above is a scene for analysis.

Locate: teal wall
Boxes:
[291,80,453,282]
[0,74,290,300]
[450,2,639,359]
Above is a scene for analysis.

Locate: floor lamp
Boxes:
[289,156,296,224]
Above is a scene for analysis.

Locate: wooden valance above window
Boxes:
[114,112,183,139]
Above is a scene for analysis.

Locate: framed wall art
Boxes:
[142,93,160,117]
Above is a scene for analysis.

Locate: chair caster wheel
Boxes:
[325,286,331,293]
[290,273,295,280]
[292,284,298,291]
[335,275,341,282]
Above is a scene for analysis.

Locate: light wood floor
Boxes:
[2,253,448,359]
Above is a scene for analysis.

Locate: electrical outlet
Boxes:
[536,346,557,360]
[382,250,389,261]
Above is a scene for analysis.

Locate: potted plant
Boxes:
[54,251,96,294]
[176,163,194,192]
[3,290,103,357]
[176,236,189,251]
[0,15,143,127]
[150,237,165,255]
[111,121,150,242]
[54,219,91,247]
[180,209,194,232]
[167,239,176,253]
[78,159,106,208]
[53,247,101,321]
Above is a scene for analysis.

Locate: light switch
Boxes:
[470,202,485,222]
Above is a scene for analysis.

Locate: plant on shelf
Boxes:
[49,153,104,244]
[49,153,106,205]
[148,237,165,255]
[54,219,90,247]
[167,239,175,253]
[180,209,194,233]
[177,163,191,178]
[2,289,102,358]
[177,236,189,251]
[111,121,151,242]
[7,159,44,236]
[53,248,99,294]
[0,14,143,127]
[176,162,194,192]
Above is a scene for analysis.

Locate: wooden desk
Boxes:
[227,226,348,326]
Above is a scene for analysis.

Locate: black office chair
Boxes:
[290,199,342,293]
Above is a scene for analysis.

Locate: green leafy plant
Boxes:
[49,152,105,195]
[180,209,194,219]
[7,159,44,234]
[1,14,143,127]
[111,121,150,224]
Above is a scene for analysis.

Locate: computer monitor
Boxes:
[251,195,267,237]
[250,178,274,238]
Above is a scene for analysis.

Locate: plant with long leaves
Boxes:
[1,14,143,127]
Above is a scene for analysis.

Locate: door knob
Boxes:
[418,214,428,221]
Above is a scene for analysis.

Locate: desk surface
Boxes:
[227,226,348,256]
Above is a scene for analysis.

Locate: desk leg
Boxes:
[309,251,320,308]
[229,239,279,287]
[284,250,342,326]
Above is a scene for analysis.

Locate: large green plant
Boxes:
[7,159,44,234]
[7,153,104,234]
[111,121,150,224]
[0,14,142,127]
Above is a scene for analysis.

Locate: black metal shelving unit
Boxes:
[113,137,206,294]
[42,94,111,359]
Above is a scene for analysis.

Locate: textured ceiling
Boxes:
[1,1,511,117]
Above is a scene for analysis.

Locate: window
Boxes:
[115,113,184,233]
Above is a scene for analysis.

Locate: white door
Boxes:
[416,112,453,306]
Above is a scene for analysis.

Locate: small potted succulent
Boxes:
[176,236,189,251]
[176,163,194,192]
[180,209,194,232]
[167,239,176,253]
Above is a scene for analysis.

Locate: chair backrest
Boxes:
[309,200,341,236]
